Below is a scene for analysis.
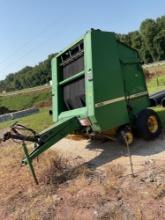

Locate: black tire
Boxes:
[161,98,165,107]
[116,125,134,145]
[135,109,162,140]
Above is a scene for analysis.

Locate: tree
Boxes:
[140,19,158,61]
[156,16,165,31]
[129,31,143,50]
[154,30,165,60]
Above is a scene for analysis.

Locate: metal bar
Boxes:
[59,70,85,86]
[22,142,39,185]
[22,117,81,164]
[95,91,148,108]
[60,51,84,66]
[4,133,38,142]
[56,38,83,58]
[122,133,135,177]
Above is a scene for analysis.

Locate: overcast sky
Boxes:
[0,0,164,80]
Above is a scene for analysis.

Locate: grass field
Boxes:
[0,108,53,132]
[145,64,165,94]
[147,74,165,94]
[0,87,51,111]
[0,85,51,97]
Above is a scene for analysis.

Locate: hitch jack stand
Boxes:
[122,133,136,177]
[22,141,39,185]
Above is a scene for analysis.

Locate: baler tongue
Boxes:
[2,117,81,184]
[23,116,81,163]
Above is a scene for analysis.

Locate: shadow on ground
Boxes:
[85,131,165,169]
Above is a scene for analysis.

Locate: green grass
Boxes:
[145,63,165,94]
[147,84,165,94]
[0,85,50,96]
[0,108,53,132]
[145,63,165,126]
[0,88,51,111]
[147,75,165,94]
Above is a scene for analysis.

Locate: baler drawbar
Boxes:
[2,118,81,184]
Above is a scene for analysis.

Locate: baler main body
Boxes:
[3,29,162,184]
[52,29,150,132]
[3,30,161,184]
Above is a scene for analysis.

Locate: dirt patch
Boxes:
[35,99,52,108]
[52,132,165,173]
[0,131,164,219]
[144,66,165,79]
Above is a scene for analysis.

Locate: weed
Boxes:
[103,164,125,193]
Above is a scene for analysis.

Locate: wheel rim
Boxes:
[147,116,158,133]
[125,132,133,145]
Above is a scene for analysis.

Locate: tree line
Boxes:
[117,15,165,63]
[0,54,56,92]
[0,15,164,92]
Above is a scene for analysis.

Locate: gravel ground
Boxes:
[52,132,165,175]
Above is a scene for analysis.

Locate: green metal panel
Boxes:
[59,107,87,120]
[90,30,130,131]
[52,35,87,123]
[51,29,150,133]
[118,41,150,115]
[83,31,100,131]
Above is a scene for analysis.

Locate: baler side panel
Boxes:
[91,31,130,131]
[52,38,88,123]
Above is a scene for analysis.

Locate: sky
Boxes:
[0,0,164,80]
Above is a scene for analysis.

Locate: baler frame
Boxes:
[1,29,162,183]
[2,118,81,184]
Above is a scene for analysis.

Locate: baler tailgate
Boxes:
[23,116,81,163]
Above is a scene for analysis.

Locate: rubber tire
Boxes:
[135,109,162,140]
[116,125,134,145]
